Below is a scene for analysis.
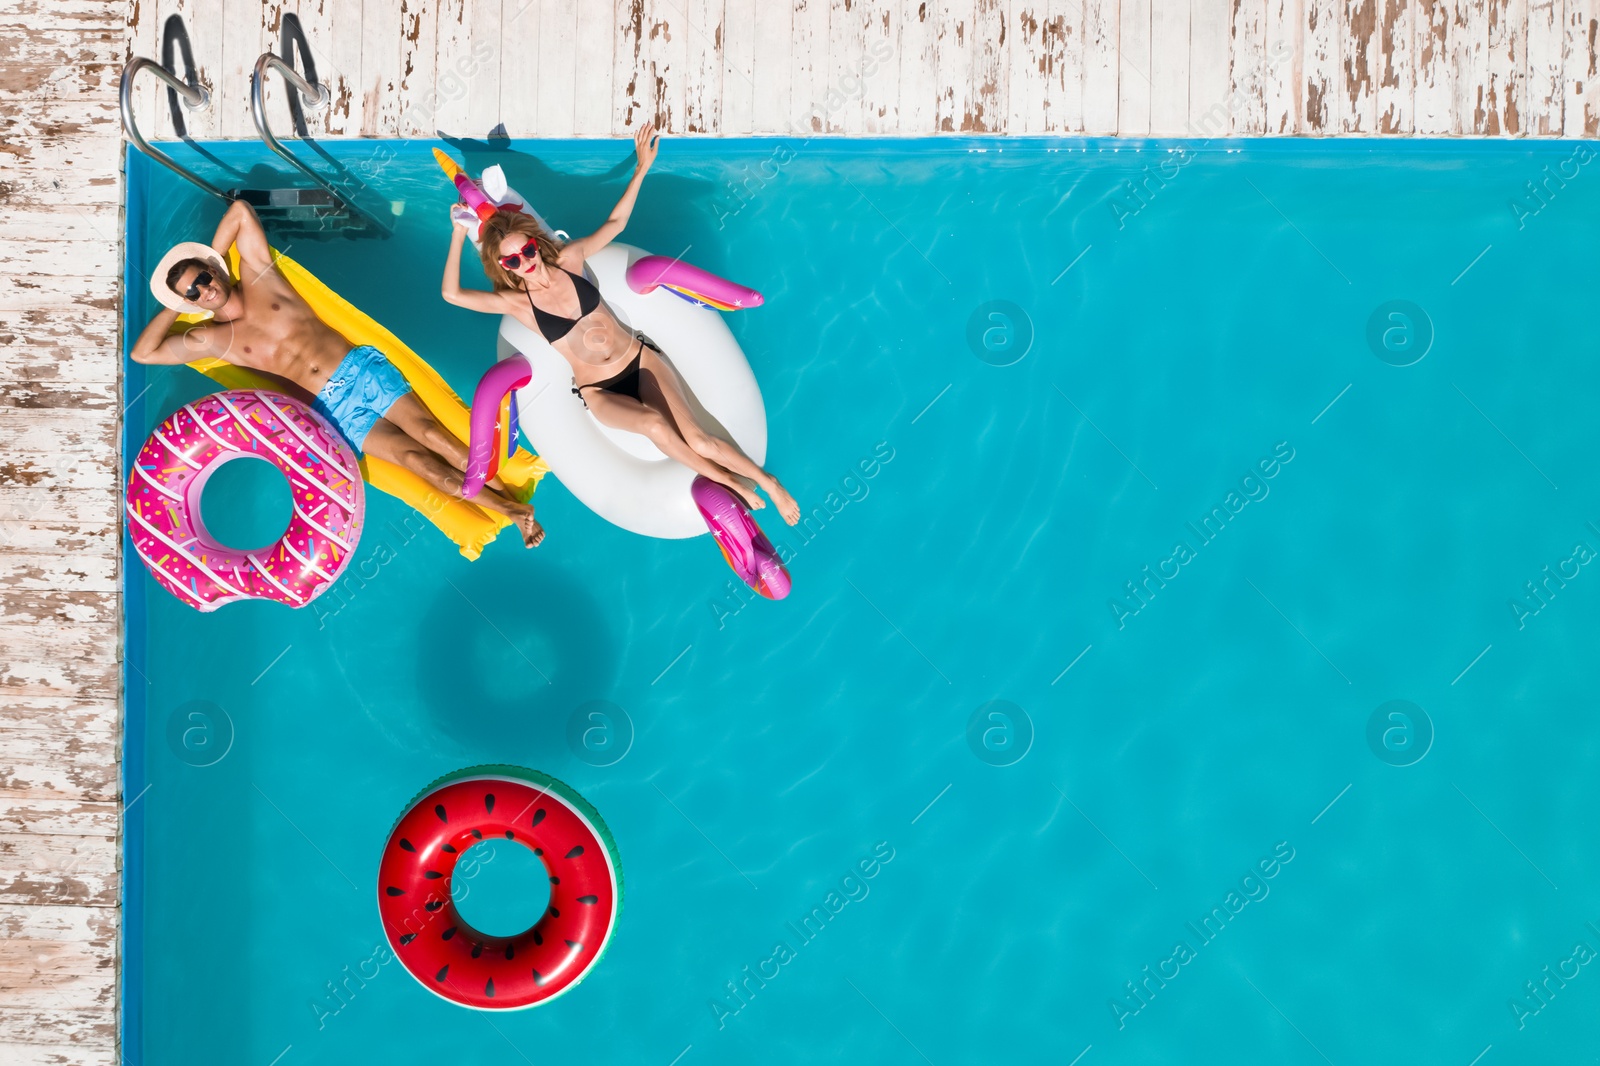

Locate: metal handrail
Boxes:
[251,53,391,235]
[119,56,229,202]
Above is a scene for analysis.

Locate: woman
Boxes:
[440,123,800,525]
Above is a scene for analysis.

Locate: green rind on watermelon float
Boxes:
[377,764,623,1010]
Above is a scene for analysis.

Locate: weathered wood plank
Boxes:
[359,0,403,135]
[1305,0,1342,132]
[1263,0,1299,134]
[1232,0,1271,132]
[790,0,830,131]
[0,348,119,386]
[0,696,118,735]
[969,0,1009,131]
[0,1,129,28]
[899,0,939,133]
[539,0,582,136]
[1415,0,1454,130]
[497,0,540,134]
[1190,0,1232,129]
[0,411,118,455]
[860,0,900,132]
[0,728,119,801]
[683,0,726,133]
[1374,0,1415,131]
[573,0,616,134]
[1118,0,1153,134]
[395,0,439,136]
[0,454,118,493]
[0,490,118,554]
[1048,0,1087,133]
[1081,0,1119,132]
[827,0,867,132]
[0,903,117,1010]
[935,0,977,131]
[1451,0,1489,132]
[0,833,117,906]
[1344,0,1382,128]
[1564,0,1600,135]
[0,27,122,103]
[0,555,119,593]
[1526,0,1565,133]
[1149,0,1190,134]
[0,799,119,838]
[0,1008,117,1054]
[1485,0,1527,132]
[748,0,792,132]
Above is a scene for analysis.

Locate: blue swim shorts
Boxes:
[312,345,413,451]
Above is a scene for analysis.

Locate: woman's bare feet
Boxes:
[726,478,765,512]
[761,477,801,525]
[511,504,545,547]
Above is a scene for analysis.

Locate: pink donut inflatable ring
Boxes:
[125,390,365,611]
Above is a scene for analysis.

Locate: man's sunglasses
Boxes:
[182,271,213,302]
[498,240,539,272]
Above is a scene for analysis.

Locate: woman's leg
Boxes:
[636,351,801,524]
[581,388,764,511]
[363,419,545,547]
[382,393,514,495]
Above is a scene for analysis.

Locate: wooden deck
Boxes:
[3,1,1599,1063]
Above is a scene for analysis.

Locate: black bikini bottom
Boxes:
[573,334,661,407]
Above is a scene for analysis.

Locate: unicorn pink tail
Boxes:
[691,476,791,600]
[464,355,533,498]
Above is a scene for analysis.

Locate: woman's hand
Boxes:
[634,122,659,172]
[450,203,479,233]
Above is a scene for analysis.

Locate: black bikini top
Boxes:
[525,267,601,343]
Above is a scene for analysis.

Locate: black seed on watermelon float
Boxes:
[435,965,449,982]
[532,968,544,986]
[434,804,447,821]
[425,900,444,912]
[484,793,496,813]
[578,895,598,904]
[532,809,546,826]
[504,944,515,960]
[399,839,415,852]
[532,930,542,946]
[505,830,514,839]
[533,847,543,856]
[385,886,404,896]
[442,927,457,940]
[423,870,442,879]
[549,876,559,884]
[548,907,559,918]
[564,940,581,950]
[441,844,457,854]
[471,943,483,959]
[486,978,495,997]
[471,829,482,839]
[566,845,584,858]
[399,934,416,945]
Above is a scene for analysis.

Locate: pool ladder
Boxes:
[120,14,394,240]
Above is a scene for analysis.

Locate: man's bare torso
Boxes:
[182,260,353,394]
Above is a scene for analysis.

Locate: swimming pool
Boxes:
[124,136,1600,1064]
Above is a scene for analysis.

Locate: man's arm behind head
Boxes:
[210,200,274,276]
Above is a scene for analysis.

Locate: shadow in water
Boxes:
[413,560,617,762]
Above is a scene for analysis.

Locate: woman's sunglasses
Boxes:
[498,240,539,272]
[182,271,213,301]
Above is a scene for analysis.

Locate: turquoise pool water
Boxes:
[124,137,1600,1064]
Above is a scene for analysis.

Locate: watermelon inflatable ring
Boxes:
[377,766,623,1010]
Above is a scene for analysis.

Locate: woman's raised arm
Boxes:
[564,123,659,262]
[441,216,507,315]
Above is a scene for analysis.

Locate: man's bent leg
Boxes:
[381,393,513,494]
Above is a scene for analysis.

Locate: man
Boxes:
[131,199,543,547]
